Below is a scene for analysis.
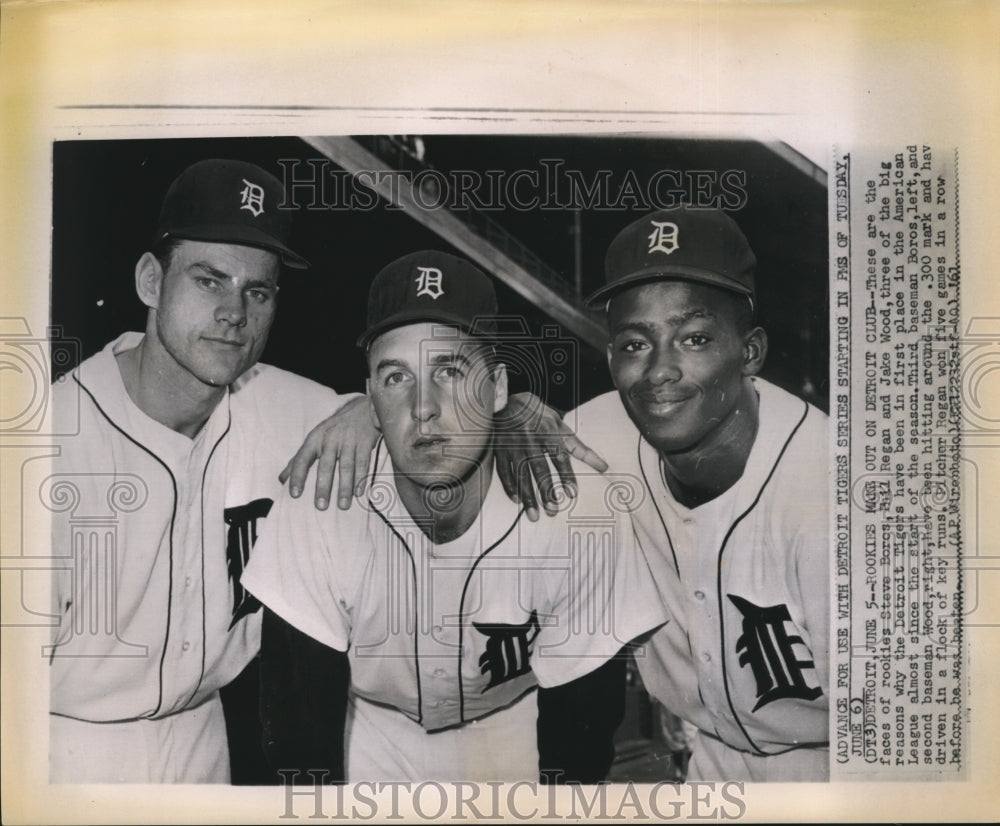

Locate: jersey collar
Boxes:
[365,438,524,556]
[640,377,811,517]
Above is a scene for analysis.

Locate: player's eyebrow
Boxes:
[425,352,472,367]
[611,309,717,335]
[189,261,277,290]
[374,357,412,373]
[189,262,233,280]
[665,308,717,325]
[610,320,657,337]
[374,351,472,374]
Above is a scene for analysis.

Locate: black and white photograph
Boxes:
[43,134,829,789]
[1,2,997,824]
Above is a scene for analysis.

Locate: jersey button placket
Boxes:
[162,454,204,709]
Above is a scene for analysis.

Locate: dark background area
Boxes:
[48,134,829,782]
[51,135,828,413]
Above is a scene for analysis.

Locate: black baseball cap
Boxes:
[358,251,498,348]
[154,158,309,269]
[586,207,756,309]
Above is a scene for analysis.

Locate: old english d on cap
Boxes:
[586,206,756,309]
[358,251,498,348]
[154,158,309,269]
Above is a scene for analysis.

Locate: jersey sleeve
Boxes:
[296,383,363,435]
[241,486,355,652]
[231,363,363,462]
[530,467,669,688]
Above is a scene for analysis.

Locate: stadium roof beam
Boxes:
[302,135,608,352]
[764,141,828,186]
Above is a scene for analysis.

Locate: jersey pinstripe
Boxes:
[49,332,351,723]
[243,438,666,775]
[570,378,830,781]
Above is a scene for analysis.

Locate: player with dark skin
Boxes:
[573,206,829,781]
[606,279,765,509]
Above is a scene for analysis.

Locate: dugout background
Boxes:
[50,135,828,413]
[48,135,828,781]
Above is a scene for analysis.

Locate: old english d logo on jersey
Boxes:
[647,220,679,255]
[224,497,273,629]
[474,610,540,691]
[728,594,823,712]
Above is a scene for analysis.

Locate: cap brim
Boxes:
[584,265,752,309]
[160,225,310,269]
[357,310,497,349]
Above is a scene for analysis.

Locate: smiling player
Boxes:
[571,207,830,781]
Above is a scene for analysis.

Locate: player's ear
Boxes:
[135,252,164,310]
[491,363,509,413]
[742,326,768,376]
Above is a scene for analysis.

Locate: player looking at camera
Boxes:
[571,207,830,781]
[242,251,667,782]
[47,158,364,784]
[47,160,600,785]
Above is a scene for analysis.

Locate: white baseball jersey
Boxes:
[571,378,829,782]
[242,439,666,780]
[48,332,351,780]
